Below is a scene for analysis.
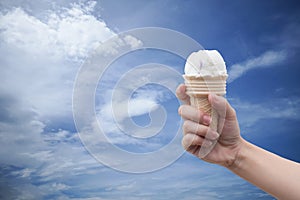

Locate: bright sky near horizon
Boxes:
[0,0,300,199]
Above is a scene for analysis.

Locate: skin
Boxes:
[176,84,300,200]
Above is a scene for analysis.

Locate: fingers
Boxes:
[182,134,213,151]
[178,105,211,125]
[182,120,219,140]
[176,84,190,105]
[208,94,237,120]
[182,134,204,150]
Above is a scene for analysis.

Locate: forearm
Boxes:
[228,139,300,200]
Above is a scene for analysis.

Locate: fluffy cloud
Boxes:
[0,1,183,198]
[0,1,114,60]
[0,1,116,118]
[0,1,120,198]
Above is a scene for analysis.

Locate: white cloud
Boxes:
[99,89,161,122]
[0,2,138,118]
[93,64,181,144]
[92,62,180,132]
[95,87,168,145]
[128,98,159,117]
[0,98,47,167]
[10,168,35,178]
[0,1,130,198]
[0,2,115,119]
[51,182,70,191]
[0,2,114,60]
[0,97,102,181]
[228,50,287,82]
[93,34,143,57]
[99,97,159,127]
[0,1,144,120]
[123,35,143,49]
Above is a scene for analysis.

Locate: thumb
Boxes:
[208,94,236,121]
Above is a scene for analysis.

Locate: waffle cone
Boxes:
[188,94,218,131]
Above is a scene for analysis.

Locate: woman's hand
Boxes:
[176,84,244,167]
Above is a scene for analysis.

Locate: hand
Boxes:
[176,84,243,167]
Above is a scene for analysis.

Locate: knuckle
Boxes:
[197,110,204,123]
[179,105,186,116]
[181,139,186,148]
[182,120,190,132]
[178,106,182,116]
[231,107,237,118]
[194,123,202,134]
[182,136,190,149]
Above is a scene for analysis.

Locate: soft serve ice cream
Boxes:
[184,50,227,77]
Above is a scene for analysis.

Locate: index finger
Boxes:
[176,84,190,105]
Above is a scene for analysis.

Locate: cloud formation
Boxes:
[0,1,114,60]
[0,1,184,198]
[228,50,287,83]
[0,1,117,119]
[230,97,300,128]
[0,1,119,198]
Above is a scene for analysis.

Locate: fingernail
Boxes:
[203,115,211,125]
[209,93,217,103]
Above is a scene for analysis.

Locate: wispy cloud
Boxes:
[228,50,287,83]
[93,62,182,145]
[230,97,300,128]
[95,84,175,146]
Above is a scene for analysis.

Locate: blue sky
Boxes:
[0,0,299,199]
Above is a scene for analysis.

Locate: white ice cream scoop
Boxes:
[184,50,227,77]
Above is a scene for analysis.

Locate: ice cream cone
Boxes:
[183,75,227,131]
[183,49,228,158]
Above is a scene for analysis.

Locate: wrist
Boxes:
[226,138,249,171]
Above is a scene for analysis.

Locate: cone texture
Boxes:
[189,94,218,131]
[183,75,227,131]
